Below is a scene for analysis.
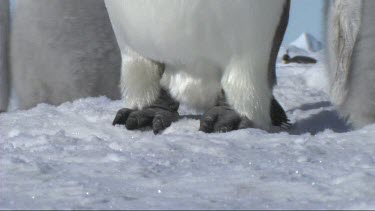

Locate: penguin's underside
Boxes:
[107,0,291,134]
[326,0,375,128]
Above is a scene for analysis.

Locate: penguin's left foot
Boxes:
[113,89,180,134]
[199,106,254,133]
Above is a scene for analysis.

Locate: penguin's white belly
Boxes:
[106,0,285,124]
[106,0,284,66]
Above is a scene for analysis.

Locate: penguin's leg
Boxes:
[200,0,291,133]
[113,53,179,134]
[200,60,276,132]
[0,0,9,112]
[199,92,290,133]
[199,90,254,133]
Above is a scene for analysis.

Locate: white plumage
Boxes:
[10,0,121,110]
[105,0,287,129]
[326,0,375,128]
[0,0,9,112]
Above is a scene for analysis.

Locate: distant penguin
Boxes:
[326,0,375,128]
[107,0,291,133]
[282,50,317,64]
[11,0,121,110]
[0,0,9,112]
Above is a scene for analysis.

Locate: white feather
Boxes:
[222,55,272,129]
[326,0,375,128]
[121,51,163,110]
[326,0,362,106]
[11,0,120,110]
[160,62,222,111]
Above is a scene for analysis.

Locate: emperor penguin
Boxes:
[10,0,121,110]
[282,50,317,64]
[326,0,375,128]
[107,0,291,133]
[0,0,9,112]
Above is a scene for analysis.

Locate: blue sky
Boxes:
[283,0,324,45]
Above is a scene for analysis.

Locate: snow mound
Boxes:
[289,33,323,52]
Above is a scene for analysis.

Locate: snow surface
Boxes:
[1,48,375,209]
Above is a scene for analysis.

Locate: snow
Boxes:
[1,49,375,209]
[289,32,323,52]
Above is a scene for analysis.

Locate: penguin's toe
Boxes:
[112,108,134,126]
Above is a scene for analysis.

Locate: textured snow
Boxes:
[289,32,323,52]
[1,51,375,209]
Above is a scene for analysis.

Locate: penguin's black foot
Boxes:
[113,89,180,134]
[199,94,290,133]
[199,106,254,133]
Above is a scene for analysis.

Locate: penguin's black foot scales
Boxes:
[199,106,254,133]
[113,89,180,134]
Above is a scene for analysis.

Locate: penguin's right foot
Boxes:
[199,95,290,133]
[113,89,180,134]
[199,105,253,133]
